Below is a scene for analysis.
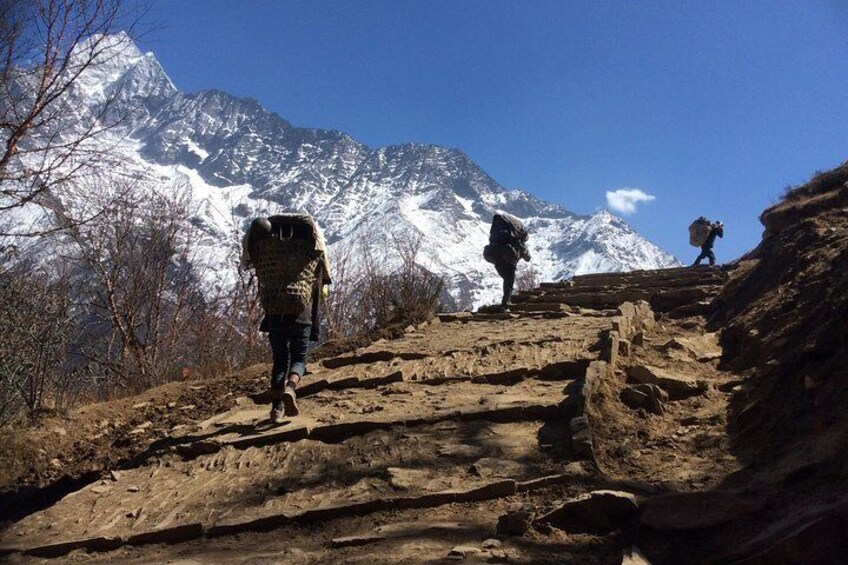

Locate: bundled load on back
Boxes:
[484,212,530,265]
[241,213,331,316]
[689,216,712,247]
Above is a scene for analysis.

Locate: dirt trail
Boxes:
[1,267,745,564]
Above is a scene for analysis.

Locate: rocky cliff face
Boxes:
[14,32,679,306]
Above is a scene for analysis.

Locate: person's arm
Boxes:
[309,263,323,342]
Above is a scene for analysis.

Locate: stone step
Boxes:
[517,285,722,313]
[139,378,583,463]
[538,268,727,290]
[507,302,572,313]
[1,417,590,558]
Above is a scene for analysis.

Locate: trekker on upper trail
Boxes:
[483,212,531,312]
[692,219,724,267]
[241,214,331,423]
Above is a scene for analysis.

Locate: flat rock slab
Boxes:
[626,364,708,400]
[663,334,722,362]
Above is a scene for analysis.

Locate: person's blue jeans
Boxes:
[267,318,311,390]
[694,246,716,266]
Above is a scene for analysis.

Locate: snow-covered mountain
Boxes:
[8,33,679,307]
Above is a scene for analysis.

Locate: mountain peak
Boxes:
[26,36,679,308]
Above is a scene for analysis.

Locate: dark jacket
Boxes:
[703,225,724,249]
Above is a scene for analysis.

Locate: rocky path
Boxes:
[1,267,743,564]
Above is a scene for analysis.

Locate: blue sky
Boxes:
[136,1,848,262]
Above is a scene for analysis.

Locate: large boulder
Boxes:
[536,490,639,534]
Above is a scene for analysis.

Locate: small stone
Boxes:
[90,485,112,494]
[49,458,62,469]
[132,402,150,409]
[127,485,140,493]
[167,402,177,408]
[482,538,502,549]
[179,404,196,411]
[51,426,67,437]
[110,470,121,481]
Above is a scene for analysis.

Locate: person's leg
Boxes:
[494,262,516,308]
[501,263,516,307]
[268,322,291,422]
[268,328,291,391]
[693,248,707,266]
[707,249,716,266]
[282,323,311,416]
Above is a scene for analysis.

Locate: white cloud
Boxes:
[605,188,656,215]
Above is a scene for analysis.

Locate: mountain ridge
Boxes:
[20,33,680,307]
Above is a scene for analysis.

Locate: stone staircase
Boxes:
[0,314,611,561]
[511,266,728,317]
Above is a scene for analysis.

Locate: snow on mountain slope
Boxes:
[6,34,679,308]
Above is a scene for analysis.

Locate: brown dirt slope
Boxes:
[689,163,848,562]
[716,163,848,470]
[0,323,410,527]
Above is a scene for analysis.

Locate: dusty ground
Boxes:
[0,280,750,564]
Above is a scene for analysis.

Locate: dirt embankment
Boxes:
[716,163,848,471]
[686,163,848,561]
[0,323,412,528]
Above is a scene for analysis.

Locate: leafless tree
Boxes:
[322,228,444,338]
[61,180,200,391]
[515,262,539,292]
[0,260,75,422]
[0,0,142,219]
[185,212,266,377]
[321,237,360,339]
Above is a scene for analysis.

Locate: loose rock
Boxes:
[497,507,535,536]
[481,538,501,549]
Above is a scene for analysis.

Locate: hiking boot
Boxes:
[269,399,285,424]
[282,384,299,417]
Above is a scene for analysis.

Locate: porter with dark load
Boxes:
[483,212,531,311]
[241,213,331,423]
[689,217,724,266]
